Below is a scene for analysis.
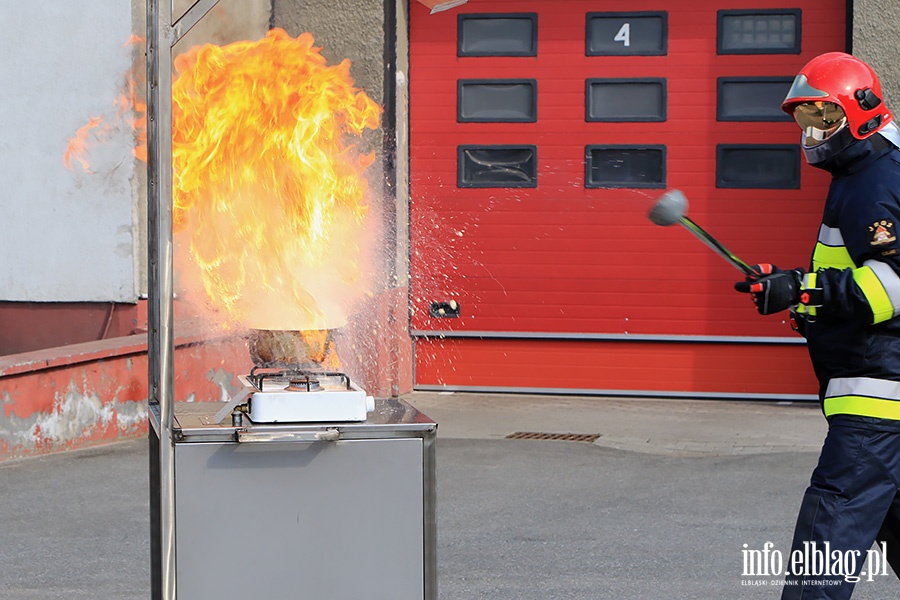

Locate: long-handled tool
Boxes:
[647,189,756,276]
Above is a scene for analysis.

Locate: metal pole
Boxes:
[146,0,176,596]
[147,1,219,598]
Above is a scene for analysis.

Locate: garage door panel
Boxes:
[414,281,794,338]
[414,338,817,397]
[410,0,844,396]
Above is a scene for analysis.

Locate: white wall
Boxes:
[0,2,137,302]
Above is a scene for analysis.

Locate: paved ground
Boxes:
[408,392,827,456]
[1,392,897,599]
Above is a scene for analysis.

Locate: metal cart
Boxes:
[149,398,436,599]
[146,2,436,598]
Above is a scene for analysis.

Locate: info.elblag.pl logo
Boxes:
[741,541,890,587]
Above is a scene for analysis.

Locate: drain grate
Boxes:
[505,432,600,443]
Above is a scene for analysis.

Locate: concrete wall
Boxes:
[0,2,138,302]
[0,330,253,462]
[273,0,386,106]
[853,0,900,110]
[0,0,270,306]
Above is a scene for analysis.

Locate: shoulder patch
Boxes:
[869,219,897,246]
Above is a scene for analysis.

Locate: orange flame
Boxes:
[65,36,147,168]
[66,29,383,338]
[172,28,382,331]
[301,329,340,369]
[64,116,105,172]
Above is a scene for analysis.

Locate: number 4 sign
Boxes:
[586,12,667,56]
[614,23,631,47]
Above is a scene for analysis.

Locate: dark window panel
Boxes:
[458,145,537,188]
[717,9,801,54]
[716,145,800,189]
[717,77,794,121]
[585,145,666,189]
[586,12,668,56]
[586,78,667,122]
[458,13,537,57]
[458,79,537,123]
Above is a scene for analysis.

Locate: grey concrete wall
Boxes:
[0,3,138,302]
[0,0,270,304]
[853,0,900,112]
[273,0,386,105]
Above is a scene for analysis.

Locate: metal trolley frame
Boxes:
[146,3,436,598]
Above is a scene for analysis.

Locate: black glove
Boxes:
[734,268,803,315]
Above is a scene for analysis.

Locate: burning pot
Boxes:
[248,328,338,368]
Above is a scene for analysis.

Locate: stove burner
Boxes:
[286,377,323,392]
[247,366,352,392]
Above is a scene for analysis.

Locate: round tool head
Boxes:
[647,189,688,226]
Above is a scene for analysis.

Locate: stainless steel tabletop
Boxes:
[149,396,437,443]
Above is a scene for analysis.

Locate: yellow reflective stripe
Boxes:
[864,259,900,318]
[853,265,894,323]
[796,272,818,317]
[812,242,854,270]
[824,395,900,420]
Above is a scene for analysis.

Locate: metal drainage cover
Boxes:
[505,432,600,443]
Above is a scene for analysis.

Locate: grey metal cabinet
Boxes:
[150,399,436,599]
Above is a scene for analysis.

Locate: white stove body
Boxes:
[240,374,375,423]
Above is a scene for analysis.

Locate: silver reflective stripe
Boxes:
[826,376,900,400]
[817,224,844,247]
[879,121,900,149]
[863,259,900,318]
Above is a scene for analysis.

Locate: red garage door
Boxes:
[409,0,845,398]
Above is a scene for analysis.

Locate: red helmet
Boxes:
[782,52,893,140]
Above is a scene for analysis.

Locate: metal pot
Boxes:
[248,328,337,367]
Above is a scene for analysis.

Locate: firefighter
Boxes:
[735,52,900,598]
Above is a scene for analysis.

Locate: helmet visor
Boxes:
[784,74,829,104]
[793,102,847,146]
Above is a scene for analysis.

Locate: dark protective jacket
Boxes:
[796,133,900,421]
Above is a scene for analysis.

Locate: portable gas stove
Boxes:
[225,366,375,424]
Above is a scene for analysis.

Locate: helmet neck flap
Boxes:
[804,128,895,173]
[801,124,856,168]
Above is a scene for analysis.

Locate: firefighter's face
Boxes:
[793,101,847,147]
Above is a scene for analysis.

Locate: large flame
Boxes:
[172,29,382,331]
[66,29,382,335]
